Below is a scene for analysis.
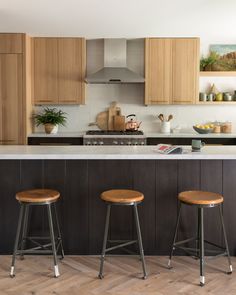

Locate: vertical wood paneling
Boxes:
[0,161,20,253]
[20,160,43,239]
[223,160,236,255]
[133,160,156,254]
[200,160,223,248]
[156,160,178,254]
[65,160,89,254]
[178,161,200,247]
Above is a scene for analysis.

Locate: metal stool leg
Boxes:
[98,204,111,279]
[219,204,233,274]
[168,203,182,269]
[20,205,29,260]
[134,203,147,279]
[199,207,205,287]
[47,204,60,278]
[10,204,25,278]
[53,203,65,260]
[195,207,201,259]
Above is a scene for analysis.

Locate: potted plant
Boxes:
[34,107,67,134]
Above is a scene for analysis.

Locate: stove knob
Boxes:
[99,141,104,145]
[128,141,132,145]
[120,142,124,145]
[141,142,145,145]
[113,140,118,145]
[87,141,91,145]
[93,141,97,145]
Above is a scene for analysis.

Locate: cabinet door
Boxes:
[33,38,58,104]
[172,38,199,104]
[58,38,85,104]
[145,38,172,104]
[0,54,23,144]
[0,34,23,53]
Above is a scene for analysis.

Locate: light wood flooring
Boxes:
[0,255,235,295]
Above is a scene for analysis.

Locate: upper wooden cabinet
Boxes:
[0,33,23,53]
[145,39,172,104]
[172,38,199,104]
[32,37,86,105]
[145,38,200,105]
[33,38,58,104]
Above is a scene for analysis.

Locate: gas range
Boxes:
[83,130,146,145]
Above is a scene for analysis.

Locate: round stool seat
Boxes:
[16,189,60,203]
[101,189,144,204]
[178,190,223,206]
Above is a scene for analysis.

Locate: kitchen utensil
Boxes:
[158,114,164,122]
[223,93,233,101]
[125,114,142,131]
[199,93,207,102]
[193,126,213,134]
[108,101,119,131]
[160,121,171,133]
[113,115,126,131]
[192,140,205,152]
[89,111,108,130]
[221,122,232,133]
[215,93,223,101]
[167,114,173,122]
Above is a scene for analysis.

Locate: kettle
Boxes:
[125,114,142,131]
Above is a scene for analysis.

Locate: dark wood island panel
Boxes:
[0,159,235,255]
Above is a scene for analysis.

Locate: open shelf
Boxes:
[197,101,236,105]
[200,71,236,77]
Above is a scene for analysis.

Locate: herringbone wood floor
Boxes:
[0,255,235,294]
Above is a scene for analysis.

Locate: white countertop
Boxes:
[28,132,84,137]
[29,132,236,138]
[1,145,236,160]
[146,132,236,138]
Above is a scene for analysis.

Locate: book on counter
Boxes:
[154,144,183,154]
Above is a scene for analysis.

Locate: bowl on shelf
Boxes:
[193,125,214,134]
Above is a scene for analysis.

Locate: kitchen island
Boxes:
[1,145,236,256]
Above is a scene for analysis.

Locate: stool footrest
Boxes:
[174,237,227,260]
[105,240,137,253]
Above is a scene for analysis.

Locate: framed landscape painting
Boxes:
[209,44,236,71]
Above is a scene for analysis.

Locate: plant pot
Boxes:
[44,124,58,134]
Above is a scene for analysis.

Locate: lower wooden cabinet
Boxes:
[145,38,200,105]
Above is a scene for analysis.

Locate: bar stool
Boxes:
[98,189,147,279]
[168,190,232,287]
[10,189,64,278]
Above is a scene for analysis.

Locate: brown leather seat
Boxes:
[178,190,223,206]
[101,189,144,204]
[16,189,60,203]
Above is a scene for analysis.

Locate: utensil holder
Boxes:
[161,121,171,133]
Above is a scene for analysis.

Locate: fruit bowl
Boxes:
[193,125,213,134]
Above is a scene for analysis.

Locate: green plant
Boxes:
[34,107,67,126]
[200,51,220,71]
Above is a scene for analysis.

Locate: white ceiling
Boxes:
[1,0,236,41]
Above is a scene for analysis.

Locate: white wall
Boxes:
[2,0,236,133]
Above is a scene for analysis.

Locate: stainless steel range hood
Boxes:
[85,39,145,84]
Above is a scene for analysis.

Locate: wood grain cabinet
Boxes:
[0,33,32,145]
[32,37,86,105]
[145,38,199,105]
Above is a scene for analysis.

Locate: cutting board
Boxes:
[114,115,125,131]
[108,102,119,131]
[89,111,108,130]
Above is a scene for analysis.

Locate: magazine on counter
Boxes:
[154,144,183,154]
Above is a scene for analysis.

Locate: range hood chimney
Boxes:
[85,39,145,84]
